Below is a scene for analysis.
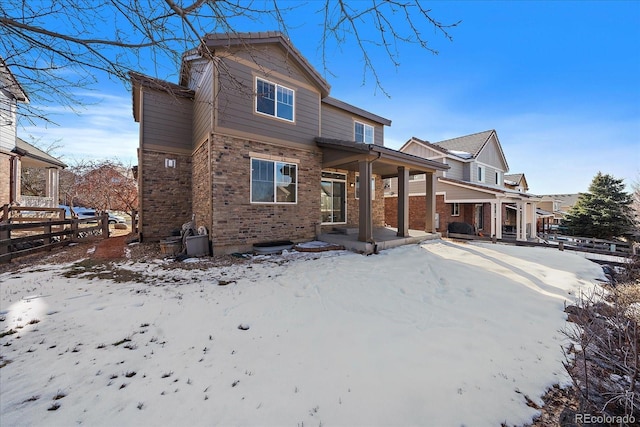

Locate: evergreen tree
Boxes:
[564,172,634,239]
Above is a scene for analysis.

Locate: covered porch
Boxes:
[316,138,449,253]
[437,177,539,242]
[13,138,66,207]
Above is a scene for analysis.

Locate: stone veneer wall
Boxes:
[208,134,322,254]
[139,148,192,241]
[0,153,11,205]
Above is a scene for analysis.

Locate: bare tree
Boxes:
[70,160,138,212]
[1,0,459,123]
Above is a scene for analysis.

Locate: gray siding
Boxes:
[141,90,193,152]
[477,134,507,171]
[321,103,384,145]
[473,162,501,186]
[445,159,465,181]
[192,62,214,146]
[215,49,321,146]
[439,183,494,201]
[402,142,442,159]
[0,93,16,153]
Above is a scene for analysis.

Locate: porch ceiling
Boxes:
[315,137,449,179]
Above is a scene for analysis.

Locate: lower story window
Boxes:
[251,158,297,203]
[451,202,460,216]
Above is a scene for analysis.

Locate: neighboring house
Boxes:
[537,193,581,227]
[385,130,539,241]
[1,57,28,206]
[504,173,528,192]
[130,31,448,254]
[1,59,65,208]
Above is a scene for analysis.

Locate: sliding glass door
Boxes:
[321,172,346,224]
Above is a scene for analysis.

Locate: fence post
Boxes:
[0,224,9,259]
[44,219,52,250]
[72,219,79,240]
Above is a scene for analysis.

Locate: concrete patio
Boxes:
[319,227,441,254]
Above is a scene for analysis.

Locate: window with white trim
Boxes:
[451,203,460,216]
[251,158,297,203]
[256,78,294,121]
[495,171,502,186]
[354,121,374,144]
[409,174,425,181]
[477,165,485,183]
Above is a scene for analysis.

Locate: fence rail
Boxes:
[1,205,110,263]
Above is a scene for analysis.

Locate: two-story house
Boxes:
[385,130,539,241]
[1,58,66,208]
[130,32,448,254]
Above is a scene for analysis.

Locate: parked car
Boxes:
[77,211,126,224]
[60,206,126,224]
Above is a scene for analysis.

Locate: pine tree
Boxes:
[564,172,634,239]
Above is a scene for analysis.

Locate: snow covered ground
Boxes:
[0,240,605,426]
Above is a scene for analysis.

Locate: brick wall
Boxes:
[208,134,322,254]
[0,153,11,205]
[385,195,490,233]
[384,194,435,231]
[139,149,192,241]
[192,142,212,235]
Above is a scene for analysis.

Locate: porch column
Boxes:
[425,172,436,233]
[495,199,503,239]
[358,160,373,242]
[397,166,409,237]
[516,201,524,241]
[45,168,60,206]
[490,202,497,238]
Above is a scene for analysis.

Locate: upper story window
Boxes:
[477,165,485,183]
[354,121,374,144]
[256,78,294,122]
[495,171,502,186]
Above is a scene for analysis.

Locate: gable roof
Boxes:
[0,57,28,103]
[129,71,195,122]
[399,137,449,155]
[504,173,529,191]
[433,129,495,157]
[202,31,331,98]
[14,137,66,169]
[322,97,391,126]
[433,129,509,169]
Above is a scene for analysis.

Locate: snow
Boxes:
[0,240,605,426]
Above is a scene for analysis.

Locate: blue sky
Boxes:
[20,1,639,195]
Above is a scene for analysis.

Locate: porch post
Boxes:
[358,160,373,242]
[490,202,496,238]
[516,201,524,241]
[397,166,409,237]
[495,199,503,239]
[425,172,436,233]
[45,168,60,206]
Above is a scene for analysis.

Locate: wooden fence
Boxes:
[1,205,110,263]
[447,230,635,259]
